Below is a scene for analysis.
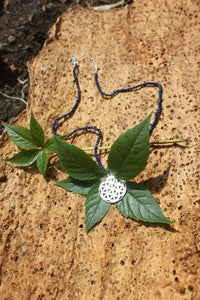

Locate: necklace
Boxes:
[52,53,163,173]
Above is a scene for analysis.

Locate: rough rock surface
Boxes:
[0,0,200,299]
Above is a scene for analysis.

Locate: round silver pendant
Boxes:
[99,175,127,204]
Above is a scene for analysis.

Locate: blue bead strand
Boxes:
[52,64,80,136]
[95,73,163,135]
[52,56,163,172]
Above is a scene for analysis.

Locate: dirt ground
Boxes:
[0,0,123,134]
[0,0,200,299]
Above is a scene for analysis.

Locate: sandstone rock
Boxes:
[0,0,200,299]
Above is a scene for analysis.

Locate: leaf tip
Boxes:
[30,109,35,122]
[167,220,175,225]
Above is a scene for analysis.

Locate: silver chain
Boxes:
[70,53,98,73]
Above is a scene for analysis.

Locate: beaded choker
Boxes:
[52,53,162,172]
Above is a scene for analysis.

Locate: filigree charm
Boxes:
[99,175,127,203]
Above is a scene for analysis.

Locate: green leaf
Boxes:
[44,135,68,153]
[55,137,107,181]
[85,181,111,232]
[30,110,45,147]
[108,113,152,180]
[115,181,172,224]
[5,149,40,166]
[36,150,48,178]
[2,122,38,149]
[56,176,98,195]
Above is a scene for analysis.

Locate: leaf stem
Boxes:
[83,146,111,151]
[83,139,186,151]
[150,139,186,145]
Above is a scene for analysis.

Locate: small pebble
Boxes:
[8,35,16,44]
[0,43,4,51]
[28,14,34,22]
[24,45,31,51]
[0,43,7,50]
